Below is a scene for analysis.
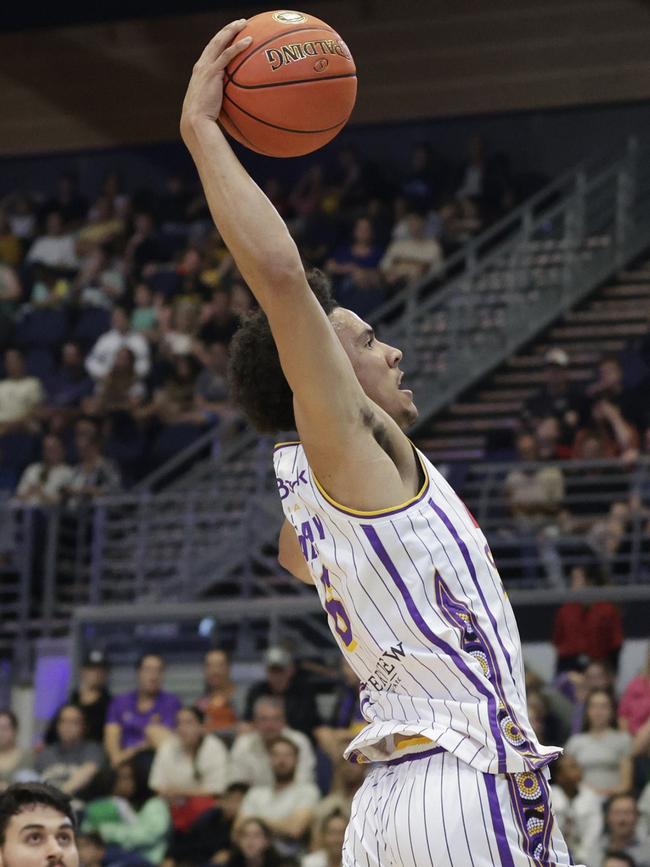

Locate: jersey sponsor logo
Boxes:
[276,469,308,500]
[366,641,406,692]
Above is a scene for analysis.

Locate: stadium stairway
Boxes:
[417,257,650,463]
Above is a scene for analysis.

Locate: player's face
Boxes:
[330,308,418,430]
[0,806,79,867]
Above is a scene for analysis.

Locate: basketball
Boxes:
[220,9,357,158]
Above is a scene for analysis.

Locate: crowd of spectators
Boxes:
[1,638,650,865]
[0,645,369,867]
[494,344,650,587]
[0,136,531,499]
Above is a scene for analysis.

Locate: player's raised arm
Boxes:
[180,22,371,451]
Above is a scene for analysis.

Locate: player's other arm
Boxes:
[180,23,373,451]
[278,519,313,585]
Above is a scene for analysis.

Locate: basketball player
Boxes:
[181,20,580,866]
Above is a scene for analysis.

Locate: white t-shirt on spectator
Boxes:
[85,329,151,380]
[26,235,79,270]
[15,462,74,505]
[0,377,43,424]
[229,728,316,787]
[564,730,632,793]
[550,783,603,866]
[149,734,229,796]
[239,780,320,825]
[301,851,328,867]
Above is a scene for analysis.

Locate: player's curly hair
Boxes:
[228,269,338,433]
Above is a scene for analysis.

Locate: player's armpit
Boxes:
[278,519,314,585]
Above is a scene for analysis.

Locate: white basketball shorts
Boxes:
[342,747,583,867]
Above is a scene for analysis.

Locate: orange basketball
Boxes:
[220,9,357,158]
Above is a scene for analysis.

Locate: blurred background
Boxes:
[1,2,650,866]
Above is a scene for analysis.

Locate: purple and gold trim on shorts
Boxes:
[507,770,554,865]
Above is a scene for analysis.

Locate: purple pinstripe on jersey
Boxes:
[361,523,507,773]
[427,497,514,674]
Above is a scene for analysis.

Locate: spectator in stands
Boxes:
[77,195,125,256]
[586,794,650,867]
[523,349,585,446]
[25,210,79,271]
[77,832,106,867]
[620,645,650,736]
[86,306,151,382]
[34,704,105,800]
[561,658,618,735]
[503,430,565,585]
[14,433,73,506]
[301,811,346,867]
[236,737,320,858]
[455,135,489,201]
[130,284,157,337]
[136,353,203,427]
[0,348,44,434]
[224,817,282,867]
[314,661,364,763]
[124,213,164,284]
[550,753,603,865]
[587,356,645,431]
[565,689,633,798]
[163,781,247,867]
[60,649,112,744]
[379,211,443,291]
[149,706,229,801]
[0,781,79,867]
[89,347,146,416]
[104,653,182,770]
[603,853,638,867]
[310,757,364,849]
[82,757,171,866]
[194,341,236,420]
[324,217,384,316]
[42,172,88,230]
[159,300,200,359]
[244,648,321,740]
[64,416,121,507]
[46,341,94,414]
[194,648,239,738]
[72,245,125,310]
[0,263,21,324]
[0,209,21,268]
[4,191,37,244]
[230,697,316,787]
[573,398,639,462]
[0,711,32,791]
[552,563,624,674]
[197,286,239,346]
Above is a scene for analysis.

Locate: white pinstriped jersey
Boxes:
[273,442,561,774]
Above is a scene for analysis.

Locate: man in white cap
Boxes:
[243,647,321,739]
[523,346,586,448]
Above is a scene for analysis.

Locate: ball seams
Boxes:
[223,90,347,135]
[226,72,357,91]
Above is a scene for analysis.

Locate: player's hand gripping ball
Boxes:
[219,9,357,157]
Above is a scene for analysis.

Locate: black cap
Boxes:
[82,649,108,668]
